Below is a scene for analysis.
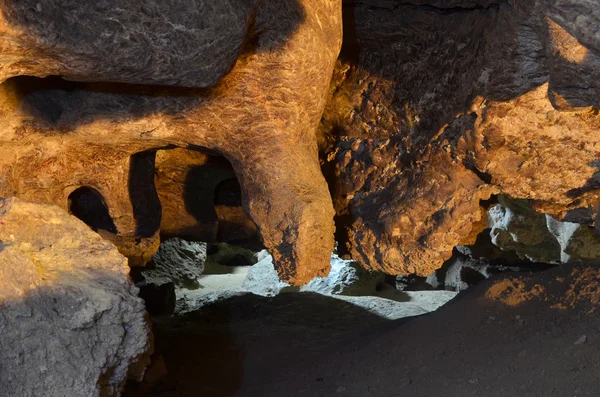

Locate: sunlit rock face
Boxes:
[321,0,600,276]
[0,0,597,283]
[0,198,152,397]
[0,0,343,285]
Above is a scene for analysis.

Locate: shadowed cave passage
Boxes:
[68,186,117,234]
[130,150,163,238]
[155,147,260,247]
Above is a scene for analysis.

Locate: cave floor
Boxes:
[125,264,600,397]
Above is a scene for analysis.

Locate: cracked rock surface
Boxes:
[0,0,259,87]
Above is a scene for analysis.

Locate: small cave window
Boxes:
[68,186,117,234]
[214,177,243,207]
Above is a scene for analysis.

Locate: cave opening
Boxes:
[2,1,599,395]
[129,146,267,317]
[68,186,117,234]
[154,146,262,249]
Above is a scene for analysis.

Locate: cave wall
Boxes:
[0,0,598,281]
[0,0,343,285]
[320,0,600,275]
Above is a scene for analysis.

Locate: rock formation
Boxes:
[154,148,259,244]
[0,198,151,397]
[0,0,343,285]
[139,237,206,290]
[488,195,600,263]
[0,0,598,281]
[0,0,259,87]
[242,252,385,297]
[320,0,600,276]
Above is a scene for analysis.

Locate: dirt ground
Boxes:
[125,264,600,397]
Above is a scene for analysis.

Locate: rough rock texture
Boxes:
[489,195,600,263]
[242,254,294,297]
[0,0,343,285]
[0,198,152,397]
[396,249,553,292]
[154,148,258,243]
[320,0,600,276]
[0,0,259,87]
[140,238,206,289]
[205,243,259,269]
[302,254,385,296]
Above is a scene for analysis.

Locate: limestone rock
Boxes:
[140,238,206,289]
[0,0,344,285]
[302,254,385,296]
[0,197,152,397]
[489,196,600,264]
[241,254,294,297]
[242,252,384,297]
[0,0,259,87]
[320,0,600,276]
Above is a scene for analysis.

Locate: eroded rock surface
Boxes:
[242,252,385,297]
[489,195,600,263]
[321,0,600,276]
[154,148,258,244]
[0,0,259,87]
[0,198,152,397]
[1,0,598,283]
[0,0,343,285]
[140,238,206,289]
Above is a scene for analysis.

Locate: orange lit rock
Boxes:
[0,0,343,285]
[321,0,600,276]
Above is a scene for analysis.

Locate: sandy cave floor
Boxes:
[124,264,600,397]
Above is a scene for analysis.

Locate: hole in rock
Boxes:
[68,186,117,233]
[129,150,162,238]
[154,147,261,247]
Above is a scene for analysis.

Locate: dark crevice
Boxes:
[464,161,493,184]
[129,150,162,238]
[214,178,243,207]
[343,0,504,15]
[68,186,117,234]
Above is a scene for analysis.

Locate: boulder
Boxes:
[0,197,152,397]
[140,238,206,289]
[241,254,294,297]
